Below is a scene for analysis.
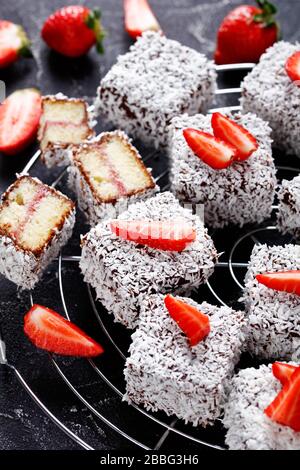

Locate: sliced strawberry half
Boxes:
[0,20,31,68]
[272,362,298,386]
[110,219,196,252]
[164,294,210,346]
[265,367,300,432]
[183,128,237,170]
[256,270,300,296]
[124,0,161,39]
[24,304,104,357]
[0,88,42,156]
[211,113,258,161]
[285,51,300,85]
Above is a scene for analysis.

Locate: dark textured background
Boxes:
[0,0,299,451]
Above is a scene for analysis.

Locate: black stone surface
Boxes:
[0,0,299,451]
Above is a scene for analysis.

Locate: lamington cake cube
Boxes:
[277,176,300,239]
[223,364,300,450]
[68,131,157,225]
[38,94,95,168]
[124,294,245,426]
[0,175,75,289]
[80,192,217,328]
[242,244,300,361]
[241,41,300,155]
[95,31,216,148]
[169,112,277,228]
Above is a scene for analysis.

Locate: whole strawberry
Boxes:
[0,20,31,68]
[215,0,279,64]
[41,5,105,58]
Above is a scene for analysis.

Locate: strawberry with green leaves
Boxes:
[215,0,279,64]
[41,5,105,58]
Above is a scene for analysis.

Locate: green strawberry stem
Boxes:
[253,0,280,39]
[17,25,32,58]
[85,8,105,55]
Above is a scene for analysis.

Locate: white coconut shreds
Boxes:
[242,243,300,361]
[169,112,277,228]
[241,41,300,156]
[0,177,76,290]
[277,176,300,239]
[80,192,218,329]
[67,130,159,227]
[124,294,246,427]
[223,364,300,450]
[94,31,216,148]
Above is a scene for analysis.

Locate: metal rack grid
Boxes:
[0,63,299,451]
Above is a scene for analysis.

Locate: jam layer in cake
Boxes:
[0,175,75,289]
[38,94,94,167]
[69,131,157,225]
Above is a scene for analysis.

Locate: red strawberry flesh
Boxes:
[164,294,210,346]
[256,270,300,296]
[124,0,161,39]
[110,219,196,252]
[211,113,258,161]
[285,51,300,85]
[24,304,103,357]
[272,362,298,386]
[265,367,300,432]
[183,128,237,170]
[0,88,42,155]
[214,3,279,65]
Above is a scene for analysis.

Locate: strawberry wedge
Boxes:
[256,270,300,296]
[110,219,196,252]
[183,128,237,170]
[0,20,31,68]
[272,362,298,386]
[265,367,300,432]
[164,294,210,346]
[285,51,300,85]
[124,0,161,39]
[211,113,258,161]
[0,88,42,155]
[24,304,104,357]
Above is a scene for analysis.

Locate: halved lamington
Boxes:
[68,131,157,226]
[224,363,300,450]
[277,176,300,239]
[169,112,277,228]
[0,175,75,289]
[95,31,216,148]
[242,243,300,361]
[80,192,217,329]
[241,41,300,155]
[38,94,95,168]
[124,294,245,426]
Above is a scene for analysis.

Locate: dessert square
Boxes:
[124,294,245,426]
[38,94,95,168]
[169,112,277,228]
[0,175,75,289]
[277,176,300,239]
[223,364,300,450]
[95,31,216,148]
[242,243,300,360]
[80,192,217,329]
[241,41,300,156]
[68,131,158,226]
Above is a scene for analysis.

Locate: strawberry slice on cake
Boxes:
[110,219,196,252]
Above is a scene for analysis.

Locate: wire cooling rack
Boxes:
[0,63,299,451]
